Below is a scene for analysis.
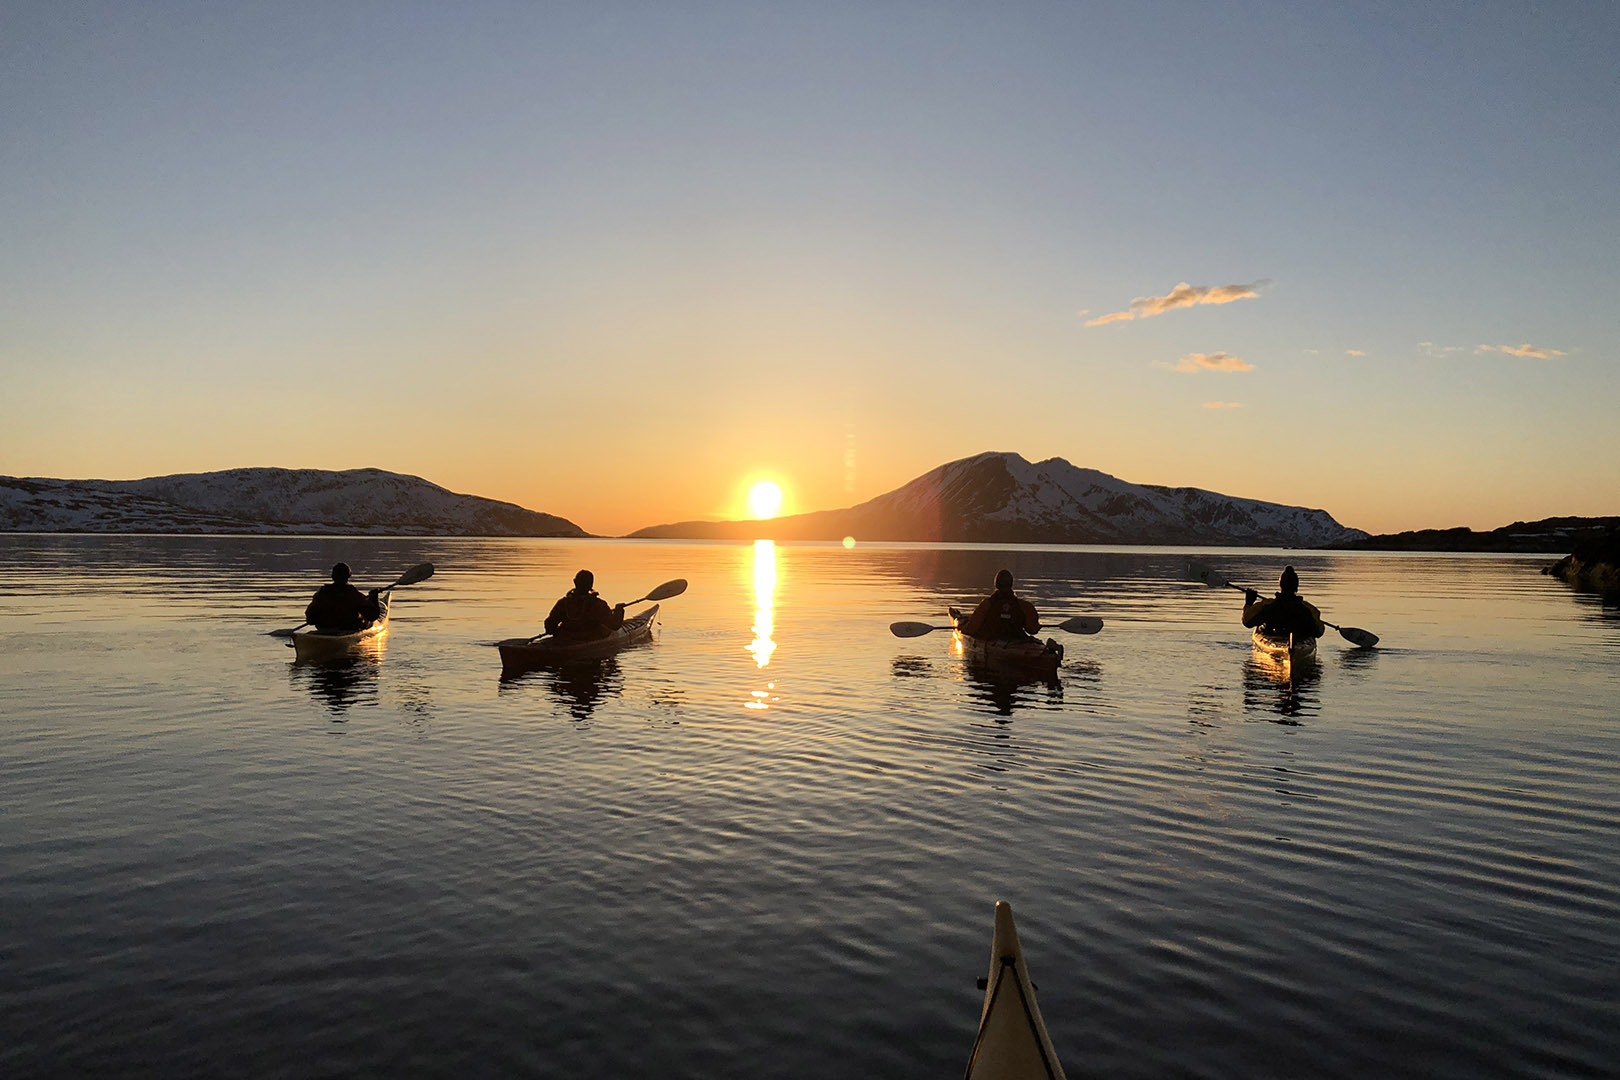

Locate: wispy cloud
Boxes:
[1478,342,1566,360]
[1346,349,1365,357]
[1202,401,1244,409]
[1419,342,1466,357]
[1171,351,1254,373]
[1303,348,1321,355]
[1086,279,1269,327]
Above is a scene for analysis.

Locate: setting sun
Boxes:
[748,481,784,520]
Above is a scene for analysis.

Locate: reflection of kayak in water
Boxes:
[291,595,389,661]
[1252,625,1318,663]
[498,605,658,670]
[949,607,1063,678]
[965,900,1067,1080]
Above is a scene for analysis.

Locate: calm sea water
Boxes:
[1,535,1616,1079]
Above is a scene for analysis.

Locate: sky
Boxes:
[3,1,1617,537]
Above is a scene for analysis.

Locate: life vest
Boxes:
[549,589,614,640]
[987,589,1032,640]
[1260,593,1313,637]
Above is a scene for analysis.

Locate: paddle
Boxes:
[889,615,1103,638]
[495,578,688,647]
[267,562,436,637]
[1186,561,1378,648]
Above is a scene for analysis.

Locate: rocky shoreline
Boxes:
[1543,527,1620,600]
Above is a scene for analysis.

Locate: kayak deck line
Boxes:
[965,900,1067,1080]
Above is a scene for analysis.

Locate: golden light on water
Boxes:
[746,538,777,673]
[748,480,784,520]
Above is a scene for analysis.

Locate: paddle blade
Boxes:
[1338,625,1379,648]
[1187,562,1224,587]
[266,625,303,638]
[388,562,435,589]
[1055,616,1104,635]
[641,578,688,603]
[889,621,944,638]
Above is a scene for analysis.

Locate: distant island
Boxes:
[0,468,587,537]
[631,451,1369,547]
[1328,516,1620,554]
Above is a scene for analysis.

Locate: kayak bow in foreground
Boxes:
[965,900,1067,1080]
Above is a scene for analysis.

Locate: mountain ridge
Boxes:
[630,451,1369,546]
[0,467,587,537]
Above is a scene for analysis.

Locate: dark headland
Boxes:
[1327,516,1620,554]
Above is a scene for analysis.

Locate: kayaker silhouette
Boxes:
[1240,566,1326,642]
[304,563,381,632]
[544,569,626,642]
[960,569,1042,641]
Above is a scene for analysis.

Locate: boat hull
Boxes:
[291,597,389,661]
[949,607,1063,677]
[498,605,659,670]
[1251,626,1318,663]
[965,900,1067,1080]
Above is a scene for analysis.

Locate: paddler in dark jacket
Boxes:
[305,562,381,631]
[1241,566,1326,640]
[544,569,626,641]
[961,569,1041,641]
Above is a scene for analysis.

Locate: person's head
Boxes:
[573,569,594,592]
[994,569,1014,591]
[331,562,351,583]
[1279,566,1299,596]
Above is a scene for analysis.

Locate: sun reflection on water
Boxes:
[745,539,778,709]
[748,539,777,669]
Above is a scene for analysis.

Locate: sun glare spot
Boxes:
[749,480,784,520]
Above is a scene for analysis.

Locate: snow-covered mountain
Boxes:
[0,468,587,536]
[631,451,1368,546]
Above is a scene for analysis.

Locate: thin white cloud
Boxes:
[1303,348,1321,355]
[1478,342,1566,360]
[1419,342,1465,357]
[1346,349,1365,357]
[1172,351,1254,373]
[1202,401,1244,409]
[1086,279,1270,327]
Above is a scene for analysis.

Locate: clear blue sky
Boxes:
[3,1,1616,534]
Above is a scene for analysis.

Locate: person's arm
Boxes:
[961,597,992,637]
[1304,600,1326,638]
[601,598,625,631]
[543,597,567,636]
[1241,591,1268,628]
[1020,598,1041,634]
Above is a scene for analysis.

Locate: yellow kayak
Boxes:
[291,595,389,661]
[964,901,1067,1080]
[1251,625,1318,663]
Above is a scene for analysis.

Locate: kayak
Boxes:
[291,594,390,662]
[949,607,1064,677]
[1252,625,1318,663]
[965,900,1067,1080]
[498,604,659,670]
